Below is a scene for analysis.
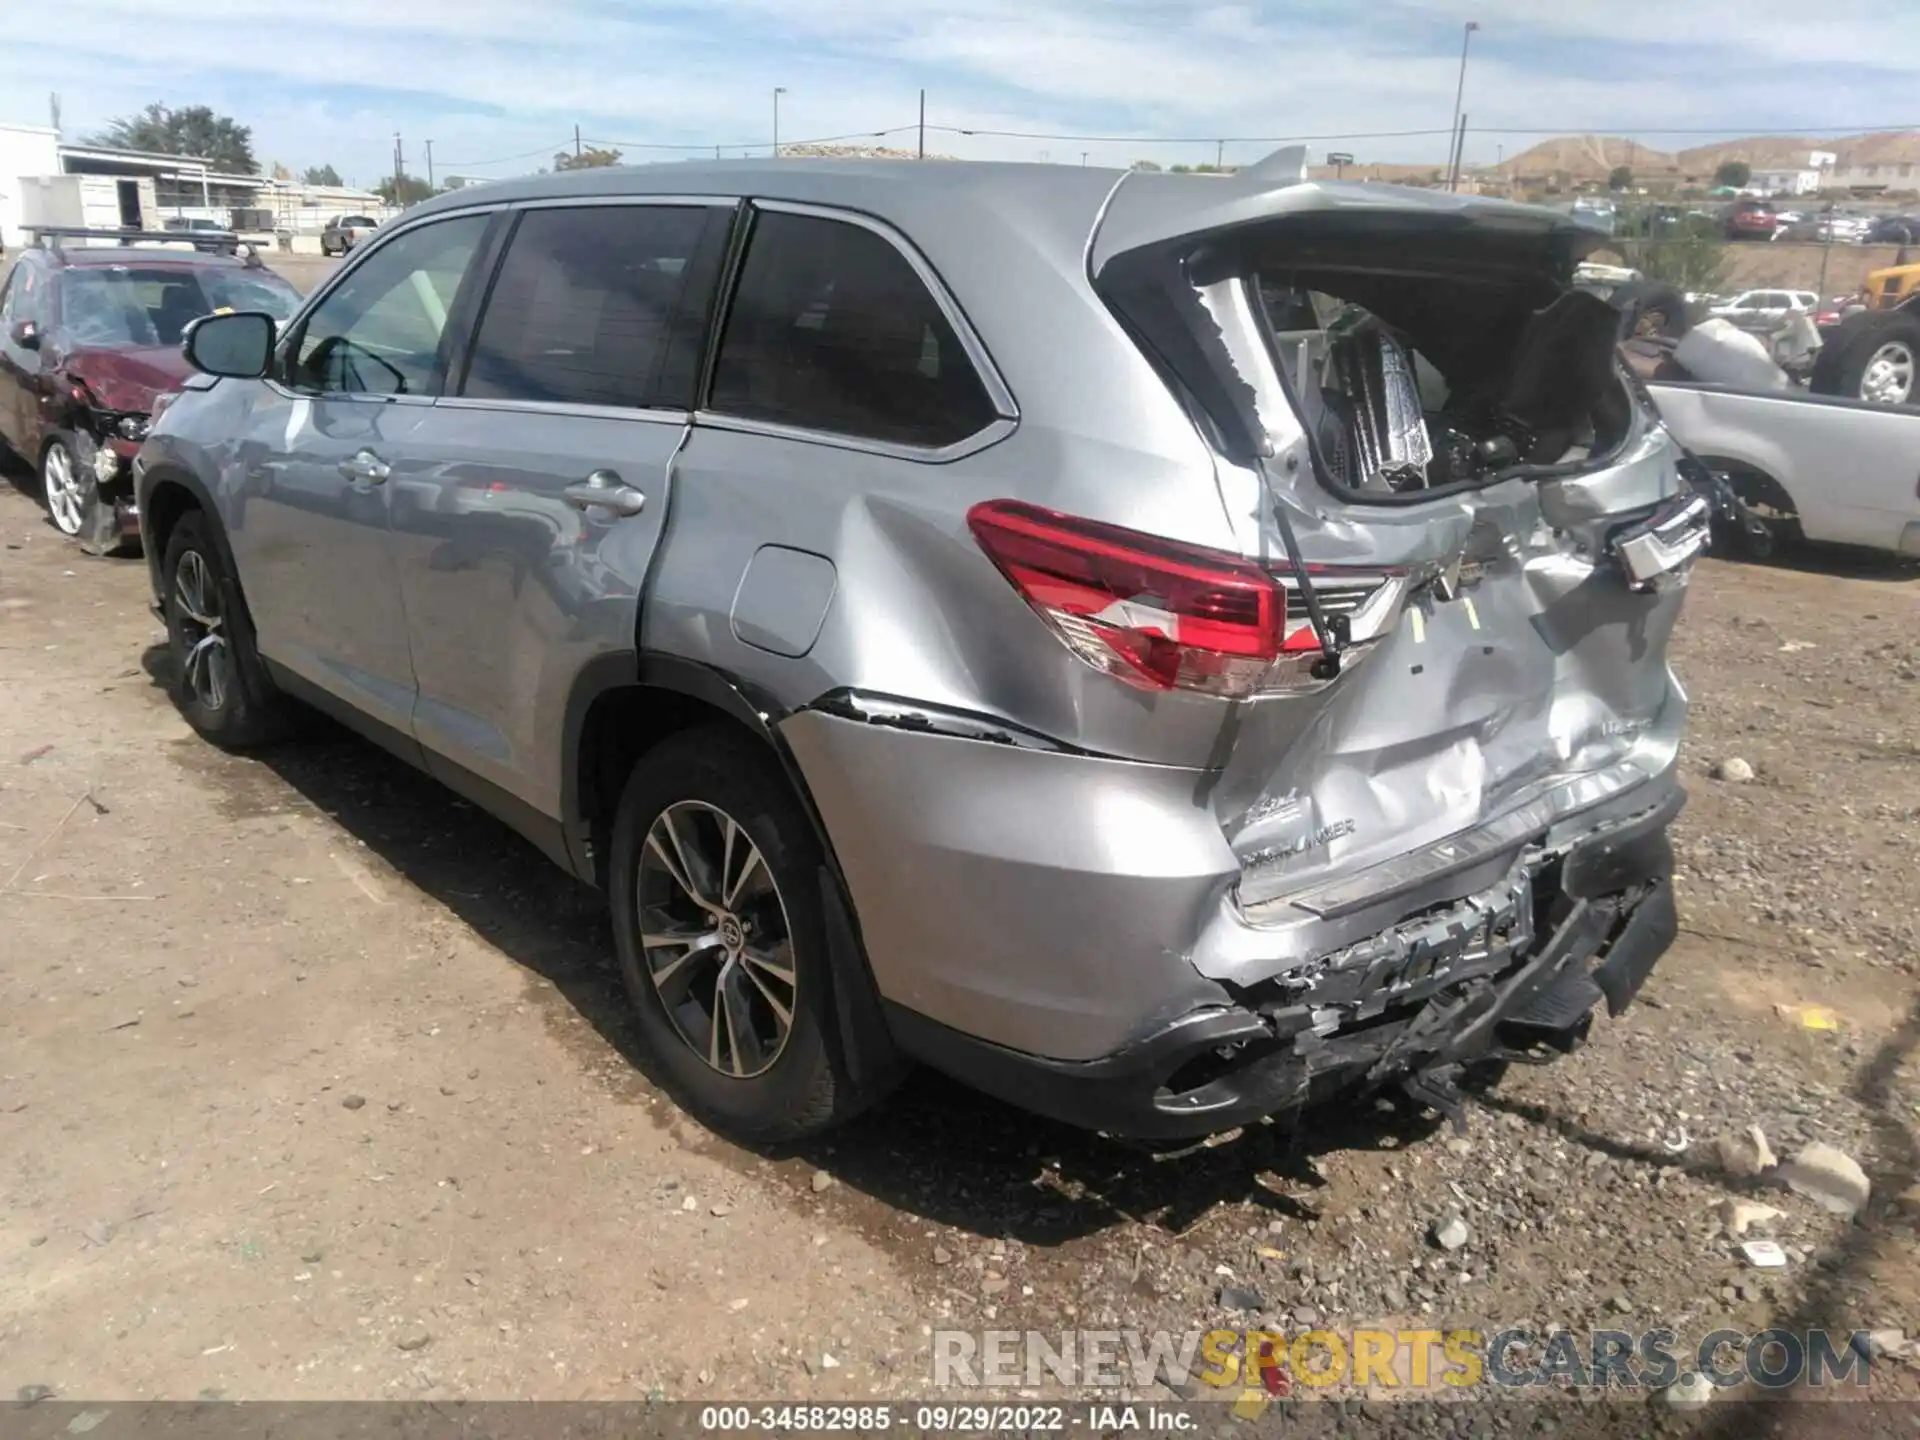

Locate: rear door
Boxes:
[389,198,732,821]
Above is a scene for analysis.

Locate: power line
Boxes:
[434,142,572,169]
[583,125,919,154]
[415,117,1920,176]
[928,121,1920,145]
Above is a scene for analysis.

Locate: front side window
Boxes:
[462,204,720,410]
[290,215,487,396]
[709,209,999,449]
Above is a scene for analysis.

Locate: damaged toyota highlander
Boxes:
[139,151,1704,1143]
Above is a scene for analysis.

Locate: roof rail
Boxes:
[26,224,244,256]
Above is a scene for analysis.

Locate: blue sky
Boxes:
[4,0,1917,186]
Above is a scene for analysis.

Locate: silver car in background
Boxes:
[139,154,1702,1143]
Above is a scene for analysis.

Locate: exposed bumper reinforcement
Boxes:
[887,818,1679,1141]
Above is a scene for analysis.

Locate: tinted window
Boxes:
[462,205,719,409]
[291,215,487,396]
[710,210,998,448]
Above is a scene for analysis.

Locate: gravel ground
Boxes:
[0,459,1916,1428]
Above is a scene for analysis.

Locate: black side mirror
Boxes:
[183,311,275,378]
[9,319,40,351]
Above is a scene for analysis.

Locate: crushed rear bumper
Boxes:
[884,792,1680,1140]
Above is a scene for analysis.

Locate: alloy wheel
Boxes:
[636,800,797,1079]
[173,550,232,713]
[42,442,84,536]
[1861,341,1915,407]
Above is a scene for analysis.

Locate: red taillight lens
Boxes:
[967,500,1394,697]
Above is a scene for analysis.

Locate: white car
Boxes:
[1653,383,1920,557]
[1710,290,1820,330]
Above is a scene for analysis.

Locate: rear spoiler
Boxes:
[25,225,259,264]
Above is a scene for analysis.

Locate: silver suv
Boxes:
[138,156,1706,1144]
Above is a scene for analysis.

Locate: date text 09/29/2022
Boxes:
[699,1406,1181,1432]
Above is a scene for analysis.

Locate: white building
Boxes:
[0,121,62,246]
[1754,168,1822,196]
[3,126,392,246]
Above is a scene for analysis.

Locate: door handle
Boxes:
[339,449,390,484]
[562,468,645,517]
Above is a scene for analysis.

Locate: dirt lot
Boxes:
[2,411,1918,1415]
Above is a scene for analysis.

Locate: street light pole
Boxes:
[1446,20,1479,192]
[773,87,787,158]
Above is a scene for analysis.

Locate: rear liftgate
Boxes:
[1082,154,1709,1127]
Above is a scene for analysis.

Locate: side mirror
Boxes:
[9,319,40,351]
[183,311,275,378]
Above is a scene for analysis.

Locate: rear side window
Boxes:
[709,210,998,448]
[462,205,722,410]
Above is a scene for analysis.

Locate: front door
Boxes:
[388,200,732,819]
[0,263,48,452]
[227,213,492,738]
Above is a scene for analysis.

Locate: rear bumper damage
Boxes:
[883,789,1681,1141]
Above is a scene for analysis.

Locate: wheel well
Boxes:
[1699,457,1798,522]
[574,685,775,888]
[143,477,203,563]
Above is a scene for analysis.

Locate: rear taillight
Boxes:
[967,499,1403,698]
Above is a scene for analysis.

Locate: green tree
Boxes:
[1714,159,1752,189]
[88,104,257,174]
[554,145,623,171]
[1626,223,1729,296]
[304,164,343,187]
[1609,165,1633,192]
[374,172,436,207]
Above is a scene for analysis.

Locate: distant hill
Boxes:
[1496,130,1920,183]
[1677,132,1920,173]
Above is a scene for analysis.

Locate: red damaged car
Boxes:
[0,234,302,551]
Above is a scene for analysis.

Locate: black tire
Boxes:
[608,727,870,1143]
[1611,280,1692,341]
[160,511,292,748]
[1810,309,1920,407]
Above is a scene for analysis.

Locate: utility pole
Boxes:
[573,125,582,159]
[773,87,786,157]
[49,92,61,134]
[425,140,434,191]
[918,89,926,160]
[1448,113,1469,191]
[1081,152,1089,167]
[1446,19,1480,191]
[392,132,403,205]
[1216,139,1225,169]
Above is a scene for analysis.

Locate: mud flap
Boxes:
[817,868,904,1097]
